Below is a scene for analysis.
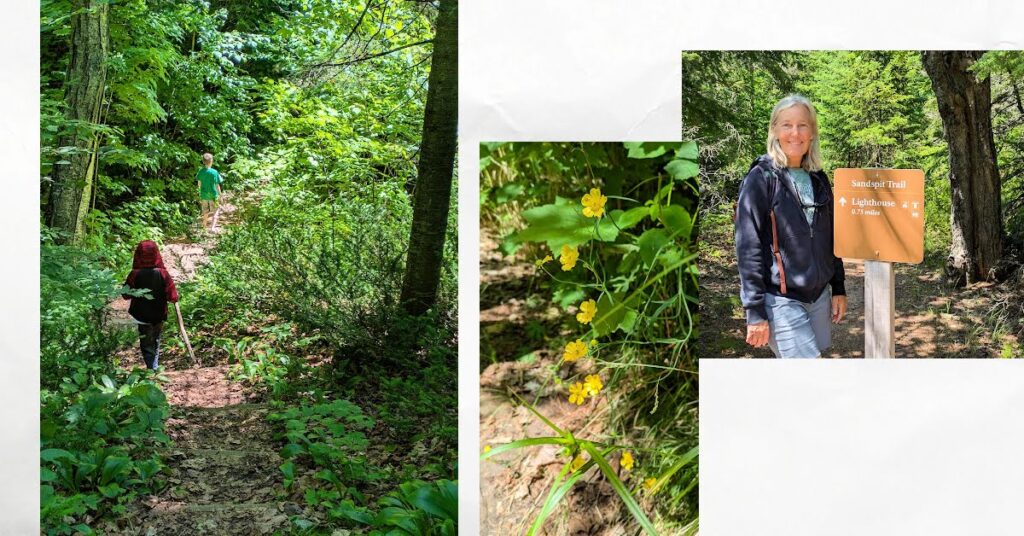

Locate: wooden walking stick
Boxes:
[174,302,199,366]
[211,204,222,232]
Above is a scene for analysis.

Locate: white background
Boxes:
[5,0,1024,534]
[1,0,40,533]
[701,361,1024,535]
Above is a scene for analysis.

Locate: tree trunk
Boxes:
[399,0,457,315]
[48,0,109,244]
[922,51,1003,285]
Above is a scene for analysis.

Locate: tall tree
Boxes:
[400,0,457,315]
[48,0,109,243]
[922,51,1003,285]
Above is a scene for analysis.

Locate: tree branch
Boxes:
[325,0,376,63]
[314,39,432,68]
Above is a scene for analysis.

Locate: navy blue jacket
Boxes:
[735,155,845,324]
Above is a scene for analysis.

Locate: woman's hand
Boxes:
[746,321,770,347]
[831,295,848,323]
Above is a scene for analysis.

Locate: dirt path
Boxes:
[698,212,1022,358]
[105,196,298,535]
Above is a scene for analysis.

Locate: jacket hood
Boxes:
[132,240,167,270]
[751,154,775,172]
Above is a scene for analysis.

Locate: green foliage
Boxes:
[270,399,376,487]
[329,479,458,535]
[480,142,699,532]
[369,479,458,535]
[40,237,135,389]
[686,50,1024,270]
[41,367,169,535]
[799,51,934,169]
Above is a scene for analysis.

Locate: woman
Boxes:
[734,94,847,358]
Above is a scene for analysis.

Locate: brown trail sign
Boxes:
[833,169,926,358]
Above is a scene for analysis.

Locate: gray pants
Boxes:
[137,322,164,370]
[764,289,831,358]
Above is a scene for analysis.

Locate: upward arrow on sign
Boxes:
[839,197,847,207]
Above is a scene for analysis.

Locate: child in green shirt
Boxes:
[195,152,223,231]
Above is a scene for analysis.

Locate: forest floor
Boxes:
[698,210,1024,358]
[479,233,647,536]
[105,196,299,535]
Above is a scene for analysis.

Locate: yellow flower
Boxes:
[620,451,634,471]
[534,254,553,267]
[581,188,607,218]
[568,382,588,405]
[570,455,587,472]
[576,299,597,324]
[583,374,603,396]
[643,477,658,494]
[483,445,492,453]
[559,244,579,271]
[562,339,588,362]
[589,339,598,347]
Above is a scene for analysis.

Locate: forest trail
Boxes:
[106,195,297,535]
[698,215,1022,358]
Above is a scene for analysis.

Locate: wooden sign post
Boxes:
[834,169,925,358]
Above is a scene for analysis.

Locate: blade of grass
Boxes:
[590,252,697,334]
[526,457,573,536]
[581,441,658,535]
[647,446,698,495]
[513,391,567,436]
[480,437,569,460]
[527,446,617,535]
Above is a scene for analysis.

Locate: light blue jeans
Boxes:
[764,288,831,358]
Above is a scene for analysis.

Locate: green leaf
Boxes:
[581,442,657,535]
[647,445,699,495]
[665,158,700,181]
[481,437,568,460]
[660,205,693,239]
[514,200,619,250]
[624,142,673,159]
[100,456,131,485]
[527,457,574,536]
[330,499,373,524]
[593,293,623,337]
[280,460,295,488]
[527,445,615,535]
[41,448,74,463]
[493,183,525,203]
[98,483,124,498]
[409,480,458,521]
[637,229,670,266]
[611,206,649,230]
[619,309,639,334]
[675,140,699,160]
[280,443,305,459]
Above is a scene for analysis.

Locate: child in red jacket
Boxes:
[122,240,179,370]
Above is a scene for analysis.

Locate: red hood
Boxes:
[132,240,167,270]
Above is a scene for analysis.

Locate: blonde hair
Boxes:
[202,152,214,165]
[766,94,823,172]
